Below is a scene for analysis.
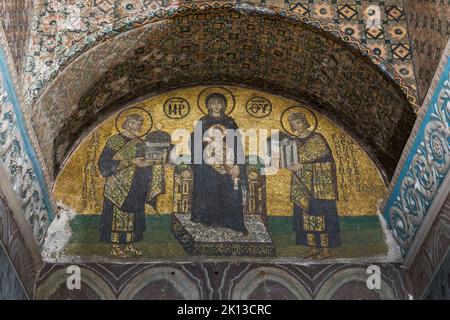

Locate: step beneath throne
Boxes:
[172,214,276,257]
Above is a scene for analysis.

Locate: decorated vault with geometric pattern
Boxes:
[1,1,449,300]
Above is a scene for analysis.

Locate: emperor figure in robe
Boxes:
[98,113,166,258]
[190,93,248,235]
[285,112,340,260]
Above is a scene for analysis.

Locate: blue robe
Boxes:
[190,115,247,232]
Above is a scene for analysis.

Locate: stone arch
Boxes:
[35,266,116,300]
[315,267,396,300]
[118,266,201,300]
[26,2,417,107]
[28,8,415,186]
[230,267,312,300]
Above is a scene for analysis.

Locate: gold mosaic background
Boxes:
[54,85,387,216]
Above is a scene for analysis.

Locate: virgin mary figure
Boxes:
[190,92,248,235]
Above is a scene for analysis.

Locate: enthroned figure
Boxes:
[285,112,341,260]
[98,114,165,258]
[190,93,248,235]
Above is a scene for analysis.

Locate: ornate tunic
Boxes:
[98,134,165,244]
[291,132,341,248]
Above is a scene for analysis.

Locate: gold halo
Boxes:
[197,87,236,116]
[280,106,318,137]
[115,107,153,138]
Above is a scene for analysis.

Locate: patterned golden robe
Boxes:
[98,134,165,244]
[291,132,340,248]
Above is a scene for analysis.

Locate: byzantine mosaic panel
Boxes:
[24,0,418,108]
[31,8,415,184]
[48,85,394,262]
[35,262,412,300]
[404,0,450,103]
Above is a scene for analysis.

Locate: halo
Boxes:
[197,87,236,116]
[115,107,153,138]
[280,106,318,138]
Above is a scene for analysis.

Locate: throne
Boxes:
[171,156,275,257]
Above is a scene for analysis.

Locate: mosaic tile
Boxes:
[22,1,418,109]
[29,9,416,185]
[404,0,450,103]
[46,85,397,262]
[0,0,33,75]
[382,41,450,255]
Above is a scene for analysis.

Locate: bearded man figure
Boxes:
[285,112,340,260]
[98,114,164,257]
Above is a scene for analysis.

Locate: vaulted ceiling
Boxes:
[20,3,416,183]
[403,0,450,103]
[1,0,448,301]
